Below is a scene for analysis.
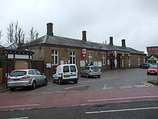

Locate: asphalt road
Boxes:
[5,68,157,93]
[1,100,158,119]
[0,68,158,119]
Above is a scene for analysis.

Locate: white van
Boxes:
[52,64,78,84]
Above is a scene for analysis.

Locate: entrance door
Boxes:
[110,59,115,69]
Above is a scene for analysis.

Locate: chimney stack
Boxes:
[122,39,126,47]
[109,37,113,45]
[82,31,87,41]
[47,22,53,36]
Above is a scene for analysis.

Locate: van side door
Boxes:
[70,65,78,79]
[63,66,71,79]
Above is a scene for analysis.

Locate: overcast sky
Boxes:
[1,0,158,53]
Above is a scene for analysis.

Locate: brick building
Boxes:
[22,23,146,76]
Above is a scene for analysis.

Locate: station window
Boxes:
[88,52,93,65]
[52,50,58,65]
[70,51,76,64]
[102,54,106,65]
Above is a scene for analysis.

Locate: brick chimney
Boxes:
[122,39,126,47]
[47,22,53,36]
[82,31,87,41]
[109,37,113,45]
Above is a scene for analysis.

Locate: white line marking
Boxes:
[103,84,107,90]
[84,81,97,83]
[64,85,86,89]
[0,104,40,109]
[7,117,29,119]
[87,95,158,102]
[86,106,158,114]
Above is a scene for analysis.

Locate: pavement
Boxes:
[0,86,158,111]
[0,83,9,93]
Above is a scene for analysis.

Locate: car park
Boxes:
[52,64,78,84]
[147,65,158,75]
[7,69,47,91]
[139,63,152,69]
[80,66,102,78]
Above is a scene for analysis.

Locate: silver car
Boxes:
[7,69,47,91]
[80,66,102,78]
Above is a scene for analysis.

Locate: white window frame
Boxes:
[70,51,76,64]
[52,50,58,65]
[102,54,106,65]
[88,52,93,65]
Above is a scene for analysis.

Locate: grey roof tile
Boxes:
[24,35,145,55]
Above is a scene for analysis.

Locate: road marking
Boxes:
[103,84,107,90]
[134,85,147,88]
[7,117,29,119]
[87,95,158,102]
[141,82,154,86]
[119,85,132,89]
[85,106,158,114]
[0,104,40,109]
[84,80,97,83]
[64,85,86,89]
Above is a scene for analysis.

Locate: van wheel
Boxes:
[86,74,89,78]
[58,78,62,85]
[32,81,36,90]
[74,80,78,84]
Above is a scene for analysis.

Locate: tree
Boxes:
[29,27,38,41]
[7,22,25,46]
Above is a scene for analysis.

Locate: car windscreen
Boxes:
[9,71,27,76]
[149,65,157,69]
[91,66,100,70]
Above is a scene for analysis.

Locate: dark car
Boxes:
[139,63,152,69]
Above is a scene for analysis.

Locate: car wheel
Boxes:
[98,75,100,78]
[58,78,62,85]
[31,81,36,90]
[10,88,15,91]
[43,79,48,86]
[86,74,89,78]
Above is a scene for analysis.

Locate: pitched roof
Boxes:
[23,35,145,55]
[2,42,18,49]
[0,45,4,48]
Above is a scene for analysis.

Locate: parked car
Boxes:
[52,64,78,84]
[147,65,158,75]
[7,69,47,91]
[80,66,102,78]
[139,63,152,69]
